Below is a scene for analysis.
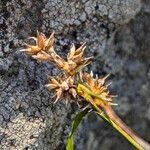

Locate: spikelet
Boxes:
[66,43,93,75]
[45,76,77,103]
[20,31,55,61]
[80,71,117,106]
[52,43,93,76]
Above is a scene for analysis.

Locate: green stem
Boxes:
[90,99,145,150]
[104,107,150,150]
[97,111,146,150]
[99,112,141,148]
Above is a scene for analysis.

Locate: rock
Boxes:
[1,0,150,150]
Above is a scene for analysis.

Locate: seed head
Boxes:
[45,75,77,103]
[80,71,116,104]
[52,43,93,76]
[67,43,93,75]
[20,31,55,58]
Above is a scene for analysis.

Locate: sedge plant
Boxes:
[21,31,150,150]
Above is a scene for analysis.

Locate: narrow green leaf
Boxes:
[66,108,90,150]
[66,136,74,150]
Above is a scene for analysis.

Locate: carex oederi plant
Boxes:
[21,31,150,150]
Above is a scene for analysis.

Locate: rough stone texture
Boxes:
[0,0,149,150]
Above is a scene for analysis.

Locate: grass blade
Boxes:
[66,108,90,150]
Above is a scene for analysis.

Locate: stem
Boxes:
[97,106,150,150]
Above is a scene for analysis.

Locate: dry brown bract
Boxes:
[21,31,55,57]
[52,43,93,76]
[80,71,116,105]
[45,76,77,103]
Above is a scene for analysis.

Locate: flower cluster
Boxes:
[21,31,55,56]
[21,31,115,106]
[46,76,77,103]
[79,71,117,106]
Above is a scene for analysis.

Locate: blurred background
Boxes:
[0,0,150,149]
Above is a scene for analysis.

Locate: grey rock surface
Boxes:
[0,0,149,150]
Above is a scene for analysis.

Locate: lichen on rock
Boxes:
[1,0,150,150]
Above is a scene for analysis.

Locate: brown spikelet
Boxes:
[21,31,55,59]
[45,76,77,103]
[80,71,116,104]
[51,43,93,76]
[67,43,93,70]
